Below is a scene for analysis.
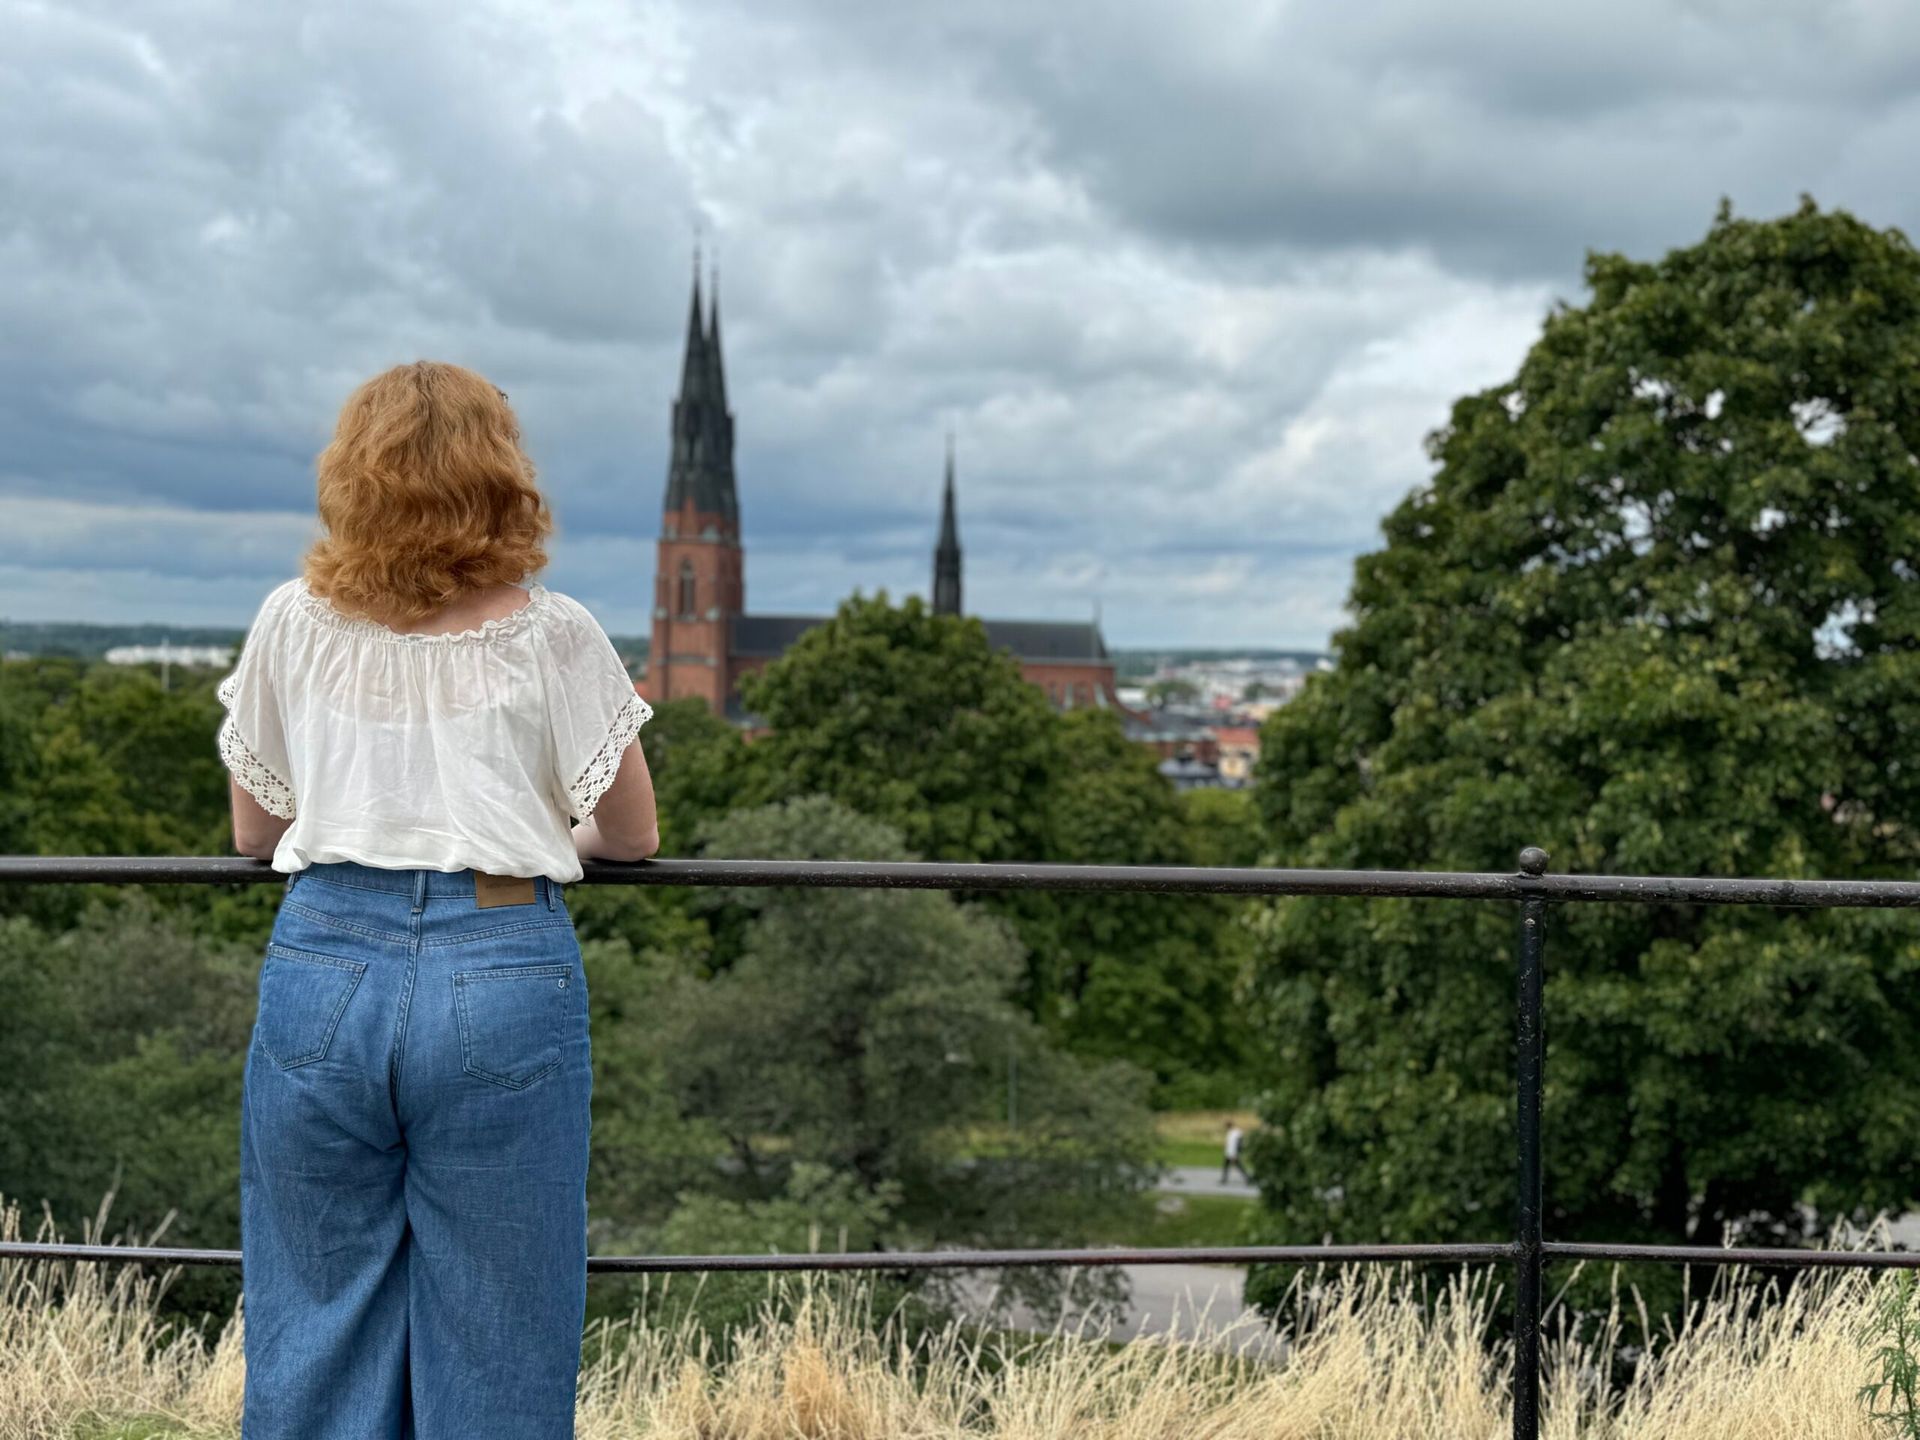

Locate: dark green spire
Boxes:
[705,264,733,455]
[665,261,738,526]
[933,434,962,615]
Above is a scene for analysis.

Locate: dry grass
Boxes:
[0,1194,1898,1440]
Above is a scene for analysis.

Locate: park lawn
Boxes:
[1081,1191,1254,1250]
[1154,1109,1259,1170]
[949,1111,1262,1169]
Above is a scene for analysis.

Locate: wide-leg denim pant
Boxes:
[240,861,591,1439]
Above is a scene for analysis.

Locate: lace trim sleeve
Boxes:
[568,691,652,819]
[216,672,297,819]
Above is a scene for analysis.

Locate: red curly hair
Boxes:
[304,361,553,623]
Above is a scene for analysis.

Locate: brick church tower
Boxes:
[648,271,742,706]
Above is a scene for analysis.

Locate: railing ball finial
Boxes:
[1517,846,1550,877]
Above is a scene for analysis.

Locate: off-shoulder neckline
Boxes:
[290,578,552,645]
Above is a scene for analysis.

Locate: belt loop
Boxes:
[545,877,557,911]
[285,871,297,895]
[411,870,428,914]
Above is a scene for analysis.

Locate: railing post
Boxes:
[1512,846,1550,1440]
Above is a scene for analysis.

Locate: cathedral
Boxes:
[646,274,1120,722]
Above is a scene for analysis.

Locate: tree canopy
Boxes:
[1245,201,1920,1310]
[735,593,1058,864]
[642,796,1158,1321]
[714,594,1255,1094]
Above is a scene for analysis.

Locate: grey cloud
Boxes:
[4,0,1906,647]
[840,0,1920,280]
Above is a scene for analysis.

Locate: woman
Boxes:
[215,361,659,1438]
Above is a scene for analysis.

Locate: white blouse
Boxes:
[215,577,651,883]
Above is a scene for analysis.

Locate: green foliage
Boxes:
[1081,1191,1253,1250]
[1861,1271,1920,1436]
[735,592,1058,863]
[24,665,231,856]
[1036,710,1253,1089]
[0,658,281,941]
[1179,787,1267,870]
[1245,200,1920,1317]
[592,1164,907,1342]
[653,796,1158,1320]
[724,595,1255,1097]
[578,929,726,1231]
[666,797,1032,1192]
[636,695,751,853]
[0,895,255,1326]
[0,666,37,854]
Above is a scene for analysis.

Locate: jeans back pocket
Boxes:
[452,963,575,1089]
[256,944,368,1069]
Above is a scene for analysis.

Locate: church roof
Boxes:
[980,618,1109,663]
[729,612,1109,665]
[730,613,826,657]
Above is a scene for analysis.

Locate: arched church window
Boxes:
[678,561,696,617]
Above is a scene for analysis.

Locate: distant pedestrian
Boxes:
[1222,1121,1250,1184]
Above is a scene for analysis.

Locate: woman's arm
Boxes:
[572,737,660,863]
[230,777,294,860]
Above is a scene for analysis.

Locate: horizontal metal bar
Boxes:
[14,1237,1917,1274]
[7,855,1920,907]
[585,1242,1517,1274]
[1544,1242,1920,1270]
[0,855,1533,896]
[0,1239,1513,1272]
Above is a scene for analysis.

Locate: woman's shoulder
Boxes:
[534,586,613,636]
[251,577,309,630]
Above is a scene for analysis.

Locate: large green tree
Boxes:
[726,595,1254,1093]
[1245,201,1920,1308]
[652,796,1157,1318]
[1036,709,1253,1096]
[0,894,256,1328]
[0,659,281,940]
[734,593,1058,864]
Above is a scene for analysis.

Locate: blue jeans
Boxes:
[241,861,592,1439]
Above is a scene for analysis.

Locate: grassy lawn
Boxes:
[1153,1108,1260,1169]
[1082,1191,1254,1250]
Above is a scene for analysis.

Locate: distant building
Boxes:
[645,271,1119,721]
[105,643,234,668]
[1124,705,1221,765]
[1212,725,1261,785]
[1157,753,1225,792]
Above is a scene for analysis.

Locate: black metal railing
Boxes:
[8,847,1920,1440]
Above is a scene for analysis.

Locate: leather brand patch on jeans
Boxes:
[473,871,537,908]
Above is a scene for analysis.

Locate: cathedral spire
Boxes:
[705,261,730,418]
[933,433,962,616]
[665,259,738,527]
[678,259,707,393]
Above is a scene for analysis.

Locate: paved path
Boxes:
[952,1169,1275,1354]
[1116,1261,1279,1355]
[955,1261,1280,1357]
[1158,1164,1259,1200]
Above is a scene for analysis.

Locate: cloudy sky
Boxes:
[5,0,1917,646]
